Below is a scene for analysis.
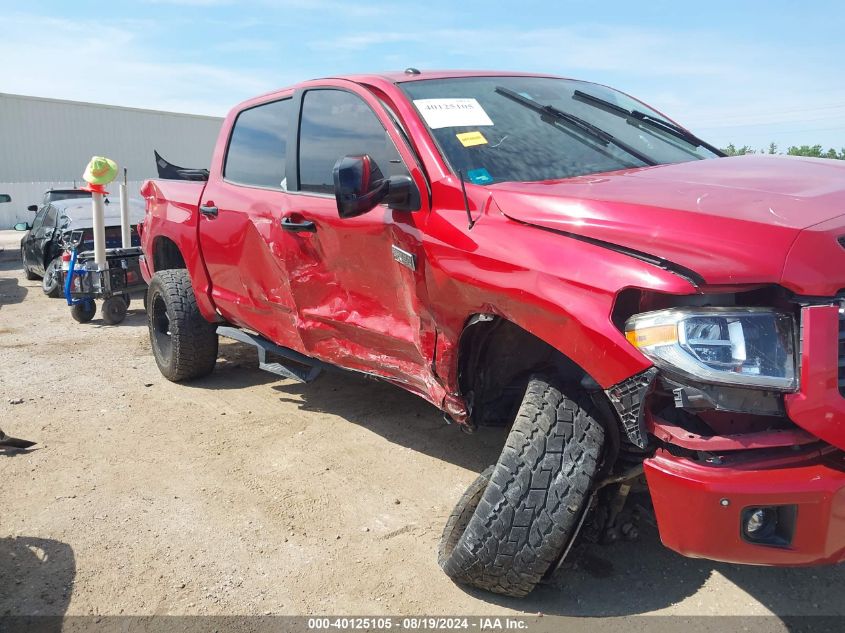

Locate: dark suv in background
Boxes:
[16,191,143,296]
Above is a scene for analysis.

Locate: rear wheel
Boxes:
[41,257,63,297]
[439,375,605,597]
[147,269,218,381]
[101,296,128,325]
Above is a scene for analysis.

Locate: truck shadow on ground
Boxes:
[268,370,507,473]
[0,536,75,629]
[468,523,845,619]
[188,340,293,390]
[190,340,507,470]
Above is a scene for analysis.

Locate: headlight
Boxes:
[624,308,797,391]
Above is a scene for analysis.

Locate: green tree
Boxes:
[720,143,845,160]
[785,144,845,159]
[721,143,757,156]
[787,144,825,157]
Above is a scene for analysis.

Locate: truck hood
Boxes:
[490,155,845,290]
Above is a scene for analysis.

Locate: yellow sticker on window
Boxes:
[456,131,488,147]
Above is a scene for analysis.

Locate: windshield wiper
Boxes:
[572,90,725,157]
[495,86,657,167]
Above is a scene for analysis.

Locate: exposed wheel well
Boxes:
[457,315,598,427]
[457,314,623,479]
[152,237,186,272]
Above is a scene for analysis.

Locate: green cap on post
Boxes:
[82,156,118,187]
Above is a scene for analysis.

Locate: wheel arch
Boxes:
[151,235,187,271]
[456,313,603,426]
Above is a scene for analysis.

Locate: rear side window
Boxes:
[298,89,407,194]
[224,99,291,189]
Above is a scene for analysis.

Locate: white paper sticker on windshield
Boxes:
[413,98,494,129]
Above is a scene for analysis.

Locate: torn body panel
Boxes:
[605,368,658,449]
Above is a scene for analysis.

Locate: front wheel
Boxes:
[147,269,218,381]
[41,257,63,297]
[70,300,96,323]
[439,376,605,597]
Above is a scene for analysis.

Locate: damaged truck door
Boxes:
[280,84,435,388]
[198,95,302,351]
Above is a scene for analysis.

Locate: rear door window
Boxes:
[224,99,292,189]
[30,207,48,233]
[297,89,407,194]
[44,206,58,229]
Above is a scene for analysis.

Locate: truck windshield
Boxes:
[400,76,720,185]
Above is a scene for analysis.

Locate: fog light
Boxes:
[745,508,776,539]
[741,505,797,547]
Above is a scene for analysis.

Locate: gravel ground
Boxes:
[0,231,843,626]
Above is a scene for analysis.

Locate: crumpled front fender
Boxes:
[785,305,845,450]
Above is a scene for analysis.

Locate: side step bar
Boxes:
[217,326,324,383]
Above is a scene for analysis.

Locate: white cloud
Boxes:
[0,13,281,116]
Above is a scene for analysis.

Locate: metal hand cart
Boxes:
[61,229,147,324]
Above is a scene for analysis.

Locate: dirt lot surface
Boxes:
[1,231,843,626]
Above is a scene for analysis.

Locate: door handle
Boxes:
[199,205,218,217]
[280,216,317,233]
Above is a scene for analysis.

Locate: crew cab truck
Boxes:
[139,70,845,597]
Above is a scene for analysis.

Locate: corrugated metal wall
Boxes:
[0,93,223,227]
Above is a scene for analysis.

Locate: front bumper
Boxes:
[644,449,845,566]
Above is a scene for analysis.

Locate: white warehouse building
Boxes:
[0,93,223,228]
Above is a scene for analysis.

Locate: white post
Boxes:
[119,168,130,248]
[92,192,107,271]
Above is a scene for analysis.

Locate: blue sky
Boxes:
[2,0,845,151]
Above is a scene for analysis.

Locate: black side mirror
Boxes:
[0,194,11,203]
[14,222,30,231]
[333,155,420,219]
[27,204,37,212]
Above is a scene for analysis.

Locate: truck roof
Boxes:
[337,69,561,84]
[244,70,565,104]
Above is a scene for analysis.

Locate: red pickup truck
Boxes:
[139,70,845,597]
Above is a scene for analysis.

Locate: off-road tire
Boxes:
[41,257,63,297]
[70,300,96,323]
[101,296,128,325]
[147,269,218,381]
[439,376,605,597]
[439,466,495,566]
